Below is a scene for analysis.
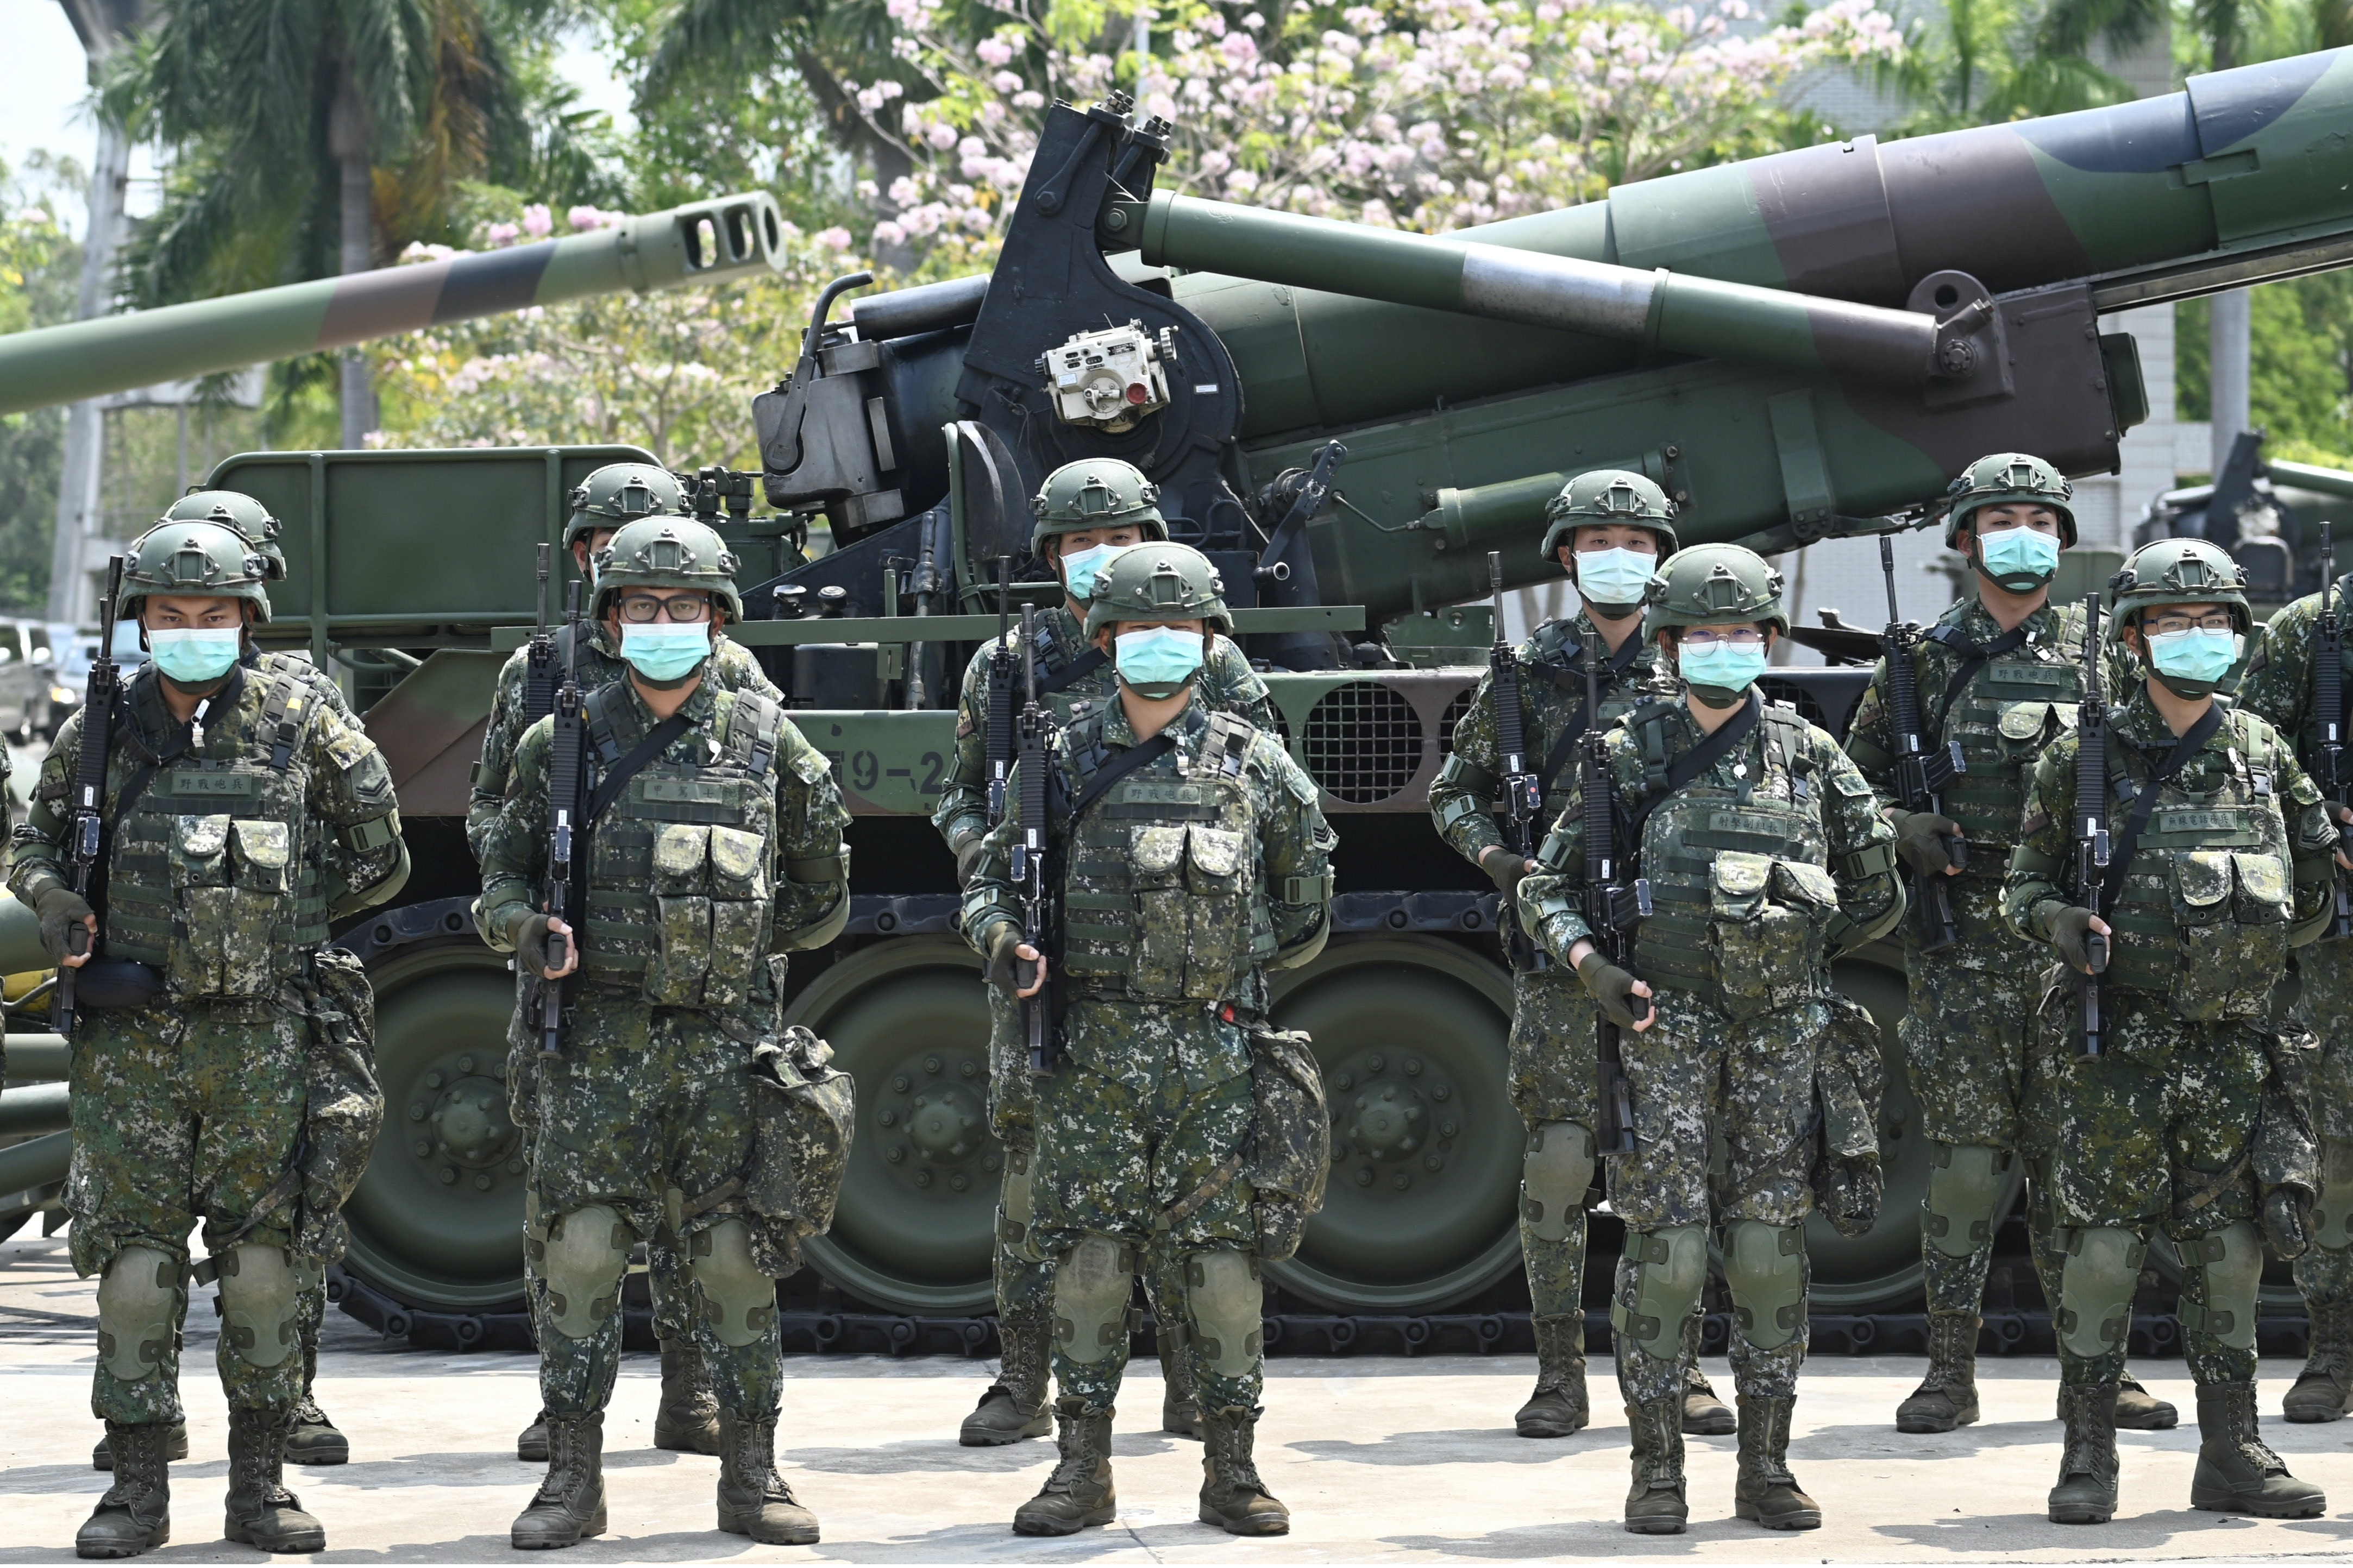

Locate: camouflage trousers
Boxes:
[1031,1007,1258,1420]
[2292,942,2353,1311]
[1506,964,1598,1319]
[526,992,775,1419]
[65,992,312,1425]
[1608,993,1818,1406]
[1899,940,2065,1320]
[2040,988,2268,1387]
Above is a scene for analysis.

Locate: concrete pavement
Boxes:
[7,1227,2353,1563]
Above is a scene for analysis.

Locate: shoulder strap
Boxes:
[720,691,786,778]
[1532,633,1646,795]
[585,713,694,824]
[1069,732,1178,822]
[2096,703,2228,913]
[1197,711,1256,779]
[1040,645,1108,696]
[1921,622,2032,744]
[256,672,306,771]
[1624,694,1765,845]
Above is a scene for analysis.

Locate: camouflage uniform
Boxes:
[2234,580,2353,1420]
[933,603,1271,1443]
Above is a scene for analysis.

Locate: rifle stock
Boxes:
[1879,537,1966,953]
[53,555,126,1035]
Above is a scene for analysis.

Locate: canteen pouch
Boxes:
[168,814,291,997]
[645,822,767,1008]
[1708,852,1835,1021]
[1245,1027,1329,1262]
[292,947,384,1263]
[1130,823,1253,1002]
[1810,990,1886,1238]
[2168,851,2291,1022]
[744,1016,856,1275]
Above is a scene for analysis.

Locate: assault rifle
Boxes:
[523,543,557,722]
[53,555,124,1035]
[2316,522,2351,940]
[986,556,1017,827]
[1879,536,1966,953]
[1580,623,1648,1156]
[1014,605,1058,1076]
[1489,551,1547,971]
[2073,593,2110,1060]
[539,581,587,1062]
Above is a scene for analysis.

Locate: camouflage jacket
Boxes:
[480,675,851,964]
[1428,610,1672,868]
[931,600,1273,860]
[2237,574,2353,788]
[468,622,780,860]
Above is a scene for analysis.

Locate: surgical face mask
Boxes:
[2144,625,2242,694]
[620,622,712,685]
[1677,638,1768,703]
[1059,542,1124,602]
[1574,545,1657,612]
[147,626,241,686]
[1114,627,1204,698]
[1974,522,2061,593]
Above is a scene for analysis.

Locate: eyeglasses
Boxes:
[1680,628,1767,649]
[615,593,712,624]
[2146,612,2235,636]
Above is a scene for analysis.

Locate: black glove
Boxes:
[1483,847,1537,903]
[985,927,1030,994]
[1575,949,1648,1031]
[35,885,93,961]
[2265,1187,2314,1261]
[955,837,989,890]
[1892,810,1963,877]
[514,914,570,980]
[2049,906,2106,974]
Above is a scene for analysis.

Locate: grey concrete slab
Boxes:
[7,1227,2353,1562]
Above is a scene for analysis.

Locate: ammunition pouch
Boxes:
[291,947,384,1263]
[742,1017,856,1276]
[1704,852,1837,1021]
[1244,1025,1329,1262]
[73,960,166,1011]
[1810,990,1885,1239]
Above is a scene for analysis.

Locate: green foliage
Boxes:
[2178,278,2353,467]
[1873,0,2151,131]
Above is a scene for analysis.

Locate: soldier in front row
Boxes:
[480,517,852,1549]
[963,544,1335,1536]
[2007,537,2338,1524]
[12,519,411,1558]
[1428,470,1734,1441]
[1519,545,1904,1535]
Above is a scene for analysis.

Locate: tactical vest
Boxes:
[1056,710,1279,1004]
[1526,628,1658,818]
[1917,608,2087,848]
[1623,702,1840,1022]
[2097,710,2295,1022]
[103,671,331,998]
[575,685,788,1010]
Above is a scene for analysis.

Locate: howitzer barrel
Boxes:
[0,192,791,417]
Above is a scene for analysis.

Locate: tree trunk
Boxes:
[47,119,132,626]
[2210,288,2251,482]
[330,67,376,449]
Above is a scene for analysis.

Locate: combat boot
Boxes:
[221,1407,327,1554]
[961,1318,1053,1445]
[652,1339,722,1454]
[2283,1297,2353,1421]
[2113,1374,2179,1430]
[510,1412,607,1550]
[1514,1314,1588,1437]
[1622,1397,1688,1534]
[1894,1312,1980,1432]
[1684,1367,1736,1435]
[1733,1395,1821,1529]
[715,1410,820,1544]
[285,1396,349,1466]
[1198,1405,1289,1535]
[2047,1381,2118,1523]
[2189,1380,2326,1517]
[1012,1400,1116,1536]
[76,1421,171,1559]
[1159,1330,1201,1439]
[516,1410,549,1462]
[92,1421,188,1471]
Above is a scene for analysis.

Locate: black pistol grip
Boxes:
[2084,931,2109,975]
[1944,832,1968,873]
[1627,993,1651,1025]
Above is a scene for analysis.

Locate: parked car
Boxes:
[44,624,147,741]
[0,620,58,742]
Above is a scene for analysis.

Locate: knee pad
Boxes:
[96,1246,183,1384]
[1521,1122,1596,1245]
[2180,1220,2263,1352]
[2313,1139,2353,1253]
[999,1151,1040,1262]
[1611,1224,1707,1359]
[543,1204,632,1342]
[1186,1250,1264,1379]
[1723,1219,1808,1351]
[1052,1234,1135,1366]
[1923,1143,2010,1259]
[688,1219,777,1349]
[2056,1226,2145,1361]
[216,1243,304,1371]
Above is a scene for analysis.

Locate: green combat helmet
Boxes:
[1941,452,2078,549]
[591,516,745,622]
[1031,458,1170,552]
[2108,536,2253,631]
[1083,541,1234,639]
[118,517,274,623]
[1538,469,1681,561]
[1640,543,1788,641]
[164,488,287,581]
[566,463,686,548]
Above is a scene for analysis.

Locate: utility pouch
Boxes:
[2252,1025,2321,1212]
[167,814,293,997]
[1245,1026,1329,1262]
[1810,990,1886,1238]
[290,947,383,1262]
[1708,852,1833,1019]
[743,1022,856,1275]
[2168,851,2290,1021]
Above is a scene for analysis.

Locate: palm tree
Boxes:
[1875,0,2159,134]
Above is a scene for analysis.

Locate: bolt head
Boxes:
[425,1073,443,1090]
[508,1158,526,1175]
[1404,1057,1422,1076]
[1355,1167,1375,1186]
[1431,1084,1451,1102]
[886,1146,906,1164]
[408,1103,426,1122]
[1334,1073,1354,1091]
[915,1169,934,1188]
[951,1174,970,1192]
[879,1110,897,1128]
[1392,1172,1411,1190]
[1425,1154,1444,1172]
[438,1167,457,1185]
[1367,1054,1386,1072]
[1440,1121,1458,1139]
[475,1173,494,1191]
[413,1139,431,1158]
[924,1056,943,1074]
[457,1055,475,1074]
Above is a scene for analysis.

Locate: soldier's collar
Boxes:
[620,672,720,729]
[1099,690,1207,750]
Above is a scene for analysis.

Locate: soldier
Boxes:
[1517,544,1905,1534]
[962,544,1335,1537]
[2008,536,2338,1523]
[12,518,411,1557]
[1843,455,2174,1435]
[480,515,851,1548]
[2232,548,2353,1423]
[1427,470,1734,1440]
[931,458,1273,1448]
[470,463,768,1463]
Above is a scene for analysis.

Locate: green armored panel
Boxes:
[789,711,961,816]
[1262,670,1482,814]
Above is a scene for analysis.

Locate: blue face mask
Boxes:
[1574,545,1658,611]
[1115,627,1204,698]
[1975,523,2061,592]
[1061,543,1124,602]
[2145,626,2241,692]
[1677,639,1769,701]
[620,623,712,684]
[148,626,241,685]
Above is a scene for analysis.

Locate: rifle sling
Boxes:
[1068,732,1177,823]
[1921,623,2031,746]
[585,715,693,824]
[1626,692,1765,845]
[1532,635,1646,796]
[2096,705,2227,914]
[1040,646,1108,695]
